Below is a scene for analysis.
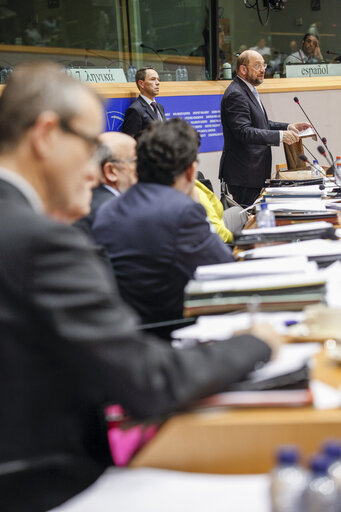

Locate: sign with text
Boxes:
[66,67,127,83]
[285,62,341,78]
[104,94,224,153]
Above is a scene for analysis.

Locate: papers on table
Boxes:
[238,239,341,261]
[194,257,317,281]
[172,311,305,343]
[51,468,271,512]
[241,221,332,236]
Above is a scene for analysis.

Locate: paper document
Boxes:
[242,220,332,236]
[51,468,271,512]
[238,239,341,260]
[299,127,315,138]
[171,311,305,342]
[195,257,315,280]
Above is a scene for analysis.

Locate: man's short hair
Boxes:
[236,52,250,72]
[303,32,319,42]
[0,61,101,152]
[135,67,157,89]
[137,118,199,186]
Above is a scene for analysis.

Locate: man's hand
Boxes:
[288,122,311,133]
[233,322,284,360]
[282,130,300,145]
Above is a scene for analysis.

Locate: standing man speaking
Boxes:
[219,50,310,207]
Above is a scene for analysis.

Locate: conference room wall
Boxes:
[199,88,341,197]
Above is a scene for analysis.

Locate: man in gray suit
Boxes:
[0,61,277,511]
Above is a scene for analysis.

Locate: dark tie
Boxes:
[150,102,160,119]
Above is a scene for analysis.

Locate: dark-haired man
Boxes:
[219,50,310,207]
[0,61,277,511]
[120,66,166,137]
[284,33,323,65]
[93,118,234,324]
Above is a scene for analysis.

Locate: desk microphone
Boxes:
[140,43,164,63]
[317,145,335,174]
[326,50,341,63]
[293,97,333,161]
[299,153,331,182]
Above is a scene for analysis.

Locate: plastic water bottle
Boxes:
[222,62,232,79]
[312,159,323,177]
[181,65,188,81]
[256,201,276,228]
[323,441,341,507]
[127,65,136,82]
[270,446,307,512]
[175,65,182,81]
[304,455,338,512]
[334,162,341,187]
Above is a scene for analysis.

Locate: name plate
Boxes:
[65,67,127,83]
[285,63,341,78]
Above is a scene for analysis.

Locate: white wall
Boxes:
[198,88,341,196]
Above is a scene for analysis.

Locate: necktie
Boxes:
[150,102,160,119]
[253,87,264,112]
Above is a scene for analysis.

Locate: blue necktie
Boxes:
[253,88,264,112]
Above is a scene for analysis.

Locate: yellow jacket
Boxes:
[195,180,233,243]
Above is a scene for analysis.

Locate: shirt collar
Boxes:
[0,166,44,213]
[140,94,156,106]
[237,75,256,93]
[103,184,120,197]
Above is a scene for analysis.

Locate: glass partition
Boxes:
[0,0,341,83]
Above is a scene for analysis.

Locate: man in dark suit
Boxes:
[0,61,277,511]
[93,118,235,324]
[120,66,166,137]
[74,131,137,236]
[219,50,310,207]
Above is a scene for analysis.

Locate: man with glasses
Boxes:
[219,50,310,207]
[74,131,137,236]
[0,62,279,510]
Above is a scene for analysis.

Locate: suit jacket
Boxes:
[120,95,166,137]
[219,76,288,188]
[92,182,235,324]
[73,184,115,236]
[0,177,270,511]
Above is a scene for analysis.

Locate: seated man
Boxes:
[74,131,137,235]
[0,62,276,511]
[93,118,234,324]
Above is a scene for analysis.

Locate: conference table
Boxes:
[130,350,341,474]
[131,203,341,475]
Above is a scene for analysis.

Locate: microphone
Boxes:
[156,47,179,54]
[140,43,163,63]
[293,96,334,161]
[326,50,341,62]
[300,153,331,181]
[317,145,334,169]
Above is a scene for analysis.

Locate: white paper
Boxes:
[311,380,341,410]
[299,127,315,138]
[172,311,305,342]
[51,468,271,512]
[238,239,341,260]
[195,257,315,280]
[241,221,332,236]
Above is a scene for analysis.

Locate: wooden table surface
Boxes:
[130,350,341,474]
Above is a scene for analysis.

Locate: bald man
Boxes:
[74,131,137,235]
[219,50,310,207]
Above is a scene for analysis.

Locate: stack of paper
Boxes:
[183,272,326,317]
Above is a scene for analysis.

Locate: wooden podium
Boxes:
[276,132,318,179]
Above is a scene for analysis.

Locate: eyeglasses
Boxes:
[110,157,137,164]
[59,119,101,152]
[250,63,267,71]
